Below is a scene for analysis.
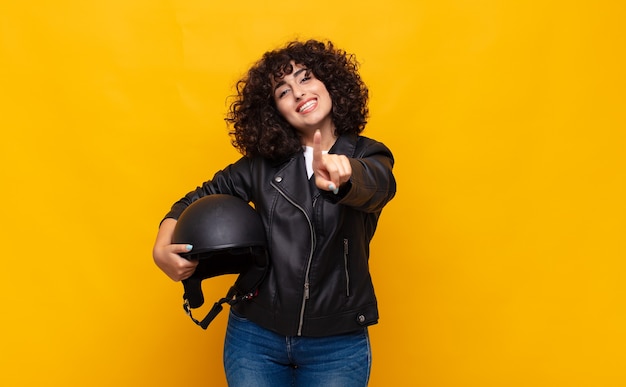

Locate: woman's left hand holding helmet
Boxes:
[153,218,199,282]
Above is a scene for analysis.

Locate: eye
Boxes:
[277,88,290,99]
[300,70,312,83]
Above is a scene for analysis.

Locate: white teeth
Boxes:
[298,100,316,113]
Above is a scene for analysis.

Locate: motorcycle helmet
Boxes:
[171,194,268,329]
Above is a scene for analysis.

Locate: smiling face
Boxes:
[272,62,335,143]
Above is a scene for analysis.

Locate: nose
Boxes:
[292,84,306,100]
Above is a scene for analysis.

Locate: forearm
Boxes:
[155,218,177,247]
[153,218,198,281]
[328,149,396,212]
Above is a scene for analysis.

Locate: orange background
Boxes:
[1,1,625,386]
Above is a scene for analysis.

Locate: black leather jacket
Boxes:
[164,133,396,337]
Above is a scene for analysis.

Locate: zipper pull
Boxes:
[304,282,310,299]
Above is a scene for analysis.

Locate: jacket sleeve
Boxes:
[323,138,396,213]
[162,157,254,222]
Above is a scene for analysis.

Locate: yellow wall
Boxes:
[1,1,625,386]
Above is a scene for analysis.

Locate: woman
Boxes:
[153,39,396,386]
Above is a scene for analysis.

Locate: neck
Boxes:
[301,124,337,149]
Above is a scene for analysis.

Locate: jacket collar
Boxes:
[271,148,313,210]
[328,133,358,158]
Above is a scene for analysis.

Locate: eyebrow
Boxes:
[273,67,309,93]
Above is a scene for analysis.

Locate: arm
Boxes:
[339,142,396,212]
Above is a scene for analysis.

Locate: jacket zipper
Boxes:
[271,181,316,336]
[344,238,350,297]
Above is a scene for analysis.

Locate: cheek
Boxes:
[275,100,293,119]
[316,83,332,104]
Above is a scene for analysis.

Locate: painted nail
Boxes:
[329,183,339,195]
[185,244,193,251]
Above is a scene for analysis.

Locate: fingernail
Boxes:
[328,183,336,191]
[185,244,193,251]
[333,188,339,194]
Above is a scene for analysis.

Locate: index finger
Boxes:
[313,129,322,165]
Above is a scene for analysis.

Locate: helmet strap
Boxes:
[182,286,254,329]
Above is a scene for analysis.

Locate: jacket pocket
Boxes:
[343,238,350,297]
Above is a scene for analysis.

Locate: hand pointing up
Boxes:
[312,130,352,194]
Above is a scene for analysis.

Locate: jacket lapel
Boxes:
[271,149,313,214]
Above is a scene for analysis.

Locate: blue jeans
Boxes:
[223,310,371,387]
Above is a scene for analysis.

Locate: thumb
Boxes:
[173,243,194,255]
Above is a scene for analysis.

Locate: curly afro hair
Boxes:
[225,39,369,161]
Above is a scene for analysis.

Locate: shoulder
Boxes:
[354,135,394,160]
[331,133,393,159]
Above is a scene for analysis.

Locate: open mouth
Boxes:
[297,99,317,114]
